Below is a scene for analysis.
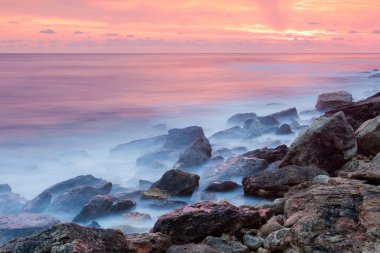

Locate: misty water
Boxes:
[1,53,380,230]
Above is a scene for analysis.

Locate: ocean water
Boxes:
[0,54,379,226]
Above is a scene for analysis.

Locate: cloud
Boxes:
[104,33,119,36]
[308,22,321,25]
[40,29,55,34]
[372,29,380,34]
[332,37,344,40]
[349,30,358,34]
[74,31,84,34]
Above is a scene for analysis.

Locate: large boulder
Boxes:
[125,232,171,253]
[325,92,380,130]
[282,179,380,252]
[316,91,353,111]
[174,137,212,169]
[243,165,328,197]
[268,107,299,122]
[227,113,257,126]
[0,213,60,245]
[151,201,265,244]
[0,223,128,252]
[163,126,205,149]
[355,116,380,156]
[149,169,200,197]
[73,195,135,223]
[243,145,288,164]
[0,186,27,216]
[280,112,357,173]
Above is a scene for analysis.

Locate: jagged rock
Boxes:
[355,115,380,156]
[0,223,128,252]
[339,159,380,185]
[325,92,380,130]
[125,232,171,253]
[205,181,240,192]
[73,195,135,223]
[174,137,212,169]
[141,188,171,200]
[167,243,218,253]
[48,183,112,214]
[243,165,328,197]
[0,213,60,245]
[22,192,51,213]
[203,235,249,253]
[163,126,205,149]
[242,145,288,164]
[280,112,357,173]
[109,134,168,157]
[276,124,293,135]
[151,201,266,244]
[149,169,200,197]
[227,113,257,126]
[0,187,27,216]
[316,91,353,111]
[243,234,263,250]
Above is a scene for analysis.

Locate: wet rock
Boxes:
[0,187,27,216]
[243,165,328,197]
[150,169,200,197]
[243,145,288,164]
[0,213,60,245]
[205,181,240,192]
[269,107,299,122]
[174,137,212,169]
[110,134,167,157]
[316,91,353,111]
[243,234,263,250]
[168,243,218,253]
[276,124,293,135]
[263,228,290,252]
[73,195,135,223]
[227,113,257,126]
[141,188,171,200]
[0,223,128,252]
[0,184,11,193]
[210,126,245,140]
[163,126,205,149]
[22,192,51,213]
[125,232,171,253]
[48,182,112,214]
[151,201,264,244]
[203,235,249,253]
[280,112,357,173]
[325,92,380,130]
[355,115,380,156]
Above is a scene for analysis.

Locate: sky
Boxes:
[0,0,380,53]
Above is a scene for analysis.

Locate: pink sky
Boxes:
[1,0,380,53]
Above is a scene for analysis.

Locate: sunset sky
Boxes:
[1,0,380,53]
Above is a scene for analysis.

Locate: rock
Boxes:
[87,221,101,228]
[227,113,257,126]
[0,213,60,245]
[355,116,380,156]
[168,243,218,253]
[151,201,264,244]
[257,248,271,253]
[0,184,11,193]
[205,181,240,192]
[258,116,280,126]
[0,223,128,252]
[203,235,249,253]
[312,175,330,184]
[113,225,149,234]
[373,153,380,164]
[123,212,152,223]
[316,91,353,111]
[141,188,171,200]
[73,195,135,223]
[341,162,380,185]
[276,124,293,135]
[125,232,171,253]
[0,188,27,216]
[263,228,290,251]
[243,145,288,164]
[22,192,51,213]
[269,107,299,122]
[282,179,380,252]
[210,126,245,140]
[243,234,263,250]
[163,126,205,149]
[174,137,212,169]
[149,200,187,209]
[150,169,200,197]
[139,180,153,190]
[136,148,175,167]
[213,148,233,159]
[243,165,328,197]
[325,92,380,130]
[48,182,112,214]
[201,192,217,202]
[280,112,357,173]
[257,217,284,238]
[209,156,268,181]
[110,134,168,157]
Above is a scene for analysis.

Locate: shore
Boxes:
[1,84,380,252]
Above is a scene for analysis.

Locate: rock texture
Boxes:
[205,181,240,192]
[0,223,128,253]
[281,112,357,173]
[163,126,205,149]
[355,115,380,156]
[242,145,288,164]
[316,91,353,111]
[125,232,171,253]
[174,137,212,169]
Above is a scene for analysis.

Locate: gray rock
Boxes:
[312,175,330,184]
[243,234,263,250]
[227,113,257,126]
[163,126,205,149]
[355,116,380,156]
[316,91,353,111]
[0,190,27,216]
[263,228,290,251]
[22,192,51,213]
[276,124,293,135]
[110,134,167,157]
[203,236,249,253]
[174,137,212,169]
[269,107,299,122]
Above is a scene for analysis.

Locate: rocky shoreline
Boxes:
[1,90,380,252]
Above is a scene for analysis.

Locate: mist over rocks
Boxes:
[227,113,258,126]
[0,185,27,216]
[174,136,212,169]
